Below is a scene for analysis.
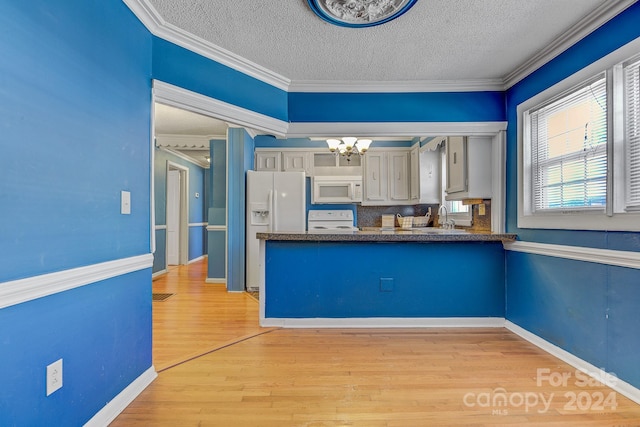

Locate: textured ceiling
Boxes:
[155,103,227,136]
[147,0,608,84]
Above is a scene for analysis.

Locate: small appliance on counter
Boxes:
[307,210,358,233]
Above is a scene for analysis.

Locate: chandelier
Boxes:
[326,137,372,161]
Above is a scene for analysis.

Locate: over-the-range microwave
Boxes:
[312,176,363,204]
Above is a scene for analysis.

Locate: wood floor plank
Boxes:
[111,261,640,426]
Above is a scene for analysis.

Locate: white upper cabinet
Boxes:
[445,136,492,201]
[363,151,388,203]
[363,149,412,205]
[255,150,281,171]
[282,151,310,174]
[417,148,441,204]
[445,136,467,194]
[254,149,311,175]
[388,151,410,201]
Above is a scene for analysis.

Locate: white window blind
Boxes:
[624,57,640,210]
[529,74,608,212]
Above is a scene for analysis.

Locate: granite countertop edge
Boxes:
[256,230,517,243]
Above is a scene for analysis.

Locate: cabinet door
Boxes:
[282,151,308,174]
[389,151,409,201]
[363,152,387,202]
[410,147,419,201]
[446,136,467,194]
[255,151,281,171]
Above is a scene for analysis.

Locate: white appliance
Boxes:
[307,209,358,233]
[312,176,363,204]
[246,170,306,290]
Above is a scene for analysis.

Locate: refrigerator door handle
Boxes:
[268,189,275,231]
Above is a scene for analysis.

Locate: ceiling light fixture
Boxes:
[326,137,372,161]
[307,0,418,28]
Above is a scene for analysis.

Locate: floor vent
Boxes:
[152,293,174,302]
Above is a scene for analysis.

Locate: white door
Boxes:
[167,169,180,265]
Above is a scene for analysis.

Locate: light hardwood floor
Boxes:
[111,260,640,426]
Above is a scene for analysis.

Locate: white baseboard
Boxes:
[84,366,157,427]
[205,278,226,284]
[505,320,640,406]
[152,269,168,279]
[188,255,206,264]
[261,317,506,328]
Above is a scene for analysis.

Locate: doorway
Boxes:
[166,162,189,266]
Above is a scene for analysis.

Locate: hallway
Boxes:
[110,261,640,426]
[150,259,270,372]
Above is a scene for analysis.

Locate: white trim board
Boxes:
[153,80,289,137]
[286,121,508,139]
[188,222,208,227]
[0,254,154,310]
[206,225,227,231]
[83,366,157,427]
[504,241,640,270]
[506,321,640,406]
[261,317,506,328]
[205,278,226,284]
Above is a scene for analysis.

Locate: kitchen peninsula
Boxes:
[256,229,516,327]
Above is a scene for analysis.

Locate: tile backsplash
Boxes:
[356,201,492,232]
[356,204,438,228]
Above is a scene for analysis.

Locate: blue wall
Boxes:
[207,139,227,280]
[153,149,207,273]
[288,91,506,122]
[0,1,153,425]
[504,3,640,389]
[266,241,505,318]
[226,129,255,291]
[152,37,288,122]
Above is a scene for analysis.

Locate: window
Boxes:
[527,74,608,212]
[518,43,640,231]
[623,56,640,211]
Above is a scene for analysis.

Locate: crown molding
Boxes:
[122,0,291,91]
[126,0,636,95]
[289,79,506,93]
[153,80,289,137]
[502,0,637,89]
[286,121,507,138]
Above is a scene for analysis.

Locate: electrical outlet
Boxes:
[46,359,63,396]
[478,203,486,216]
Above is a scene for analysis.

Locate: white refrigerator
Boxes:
[246,170,306,290]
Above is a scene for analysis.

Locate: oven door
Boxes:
[312,177,362,204]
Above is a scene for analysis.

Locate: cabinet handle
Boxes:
[373,172,377,180]
[453,152,457,164]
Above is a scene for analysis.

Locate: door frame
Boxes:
[166,161,189,266]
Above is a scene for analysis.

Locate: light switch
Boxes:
[121,191,131,215]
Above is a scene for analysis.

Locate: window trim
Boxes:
[517,37,640,232]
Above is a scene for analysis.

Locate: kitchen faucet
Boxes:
[438,205,455,229]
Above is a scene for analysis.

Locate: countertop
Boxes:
[256,227,517,243]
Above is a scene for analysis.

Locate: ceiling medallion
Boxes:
[308,0,418,28]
